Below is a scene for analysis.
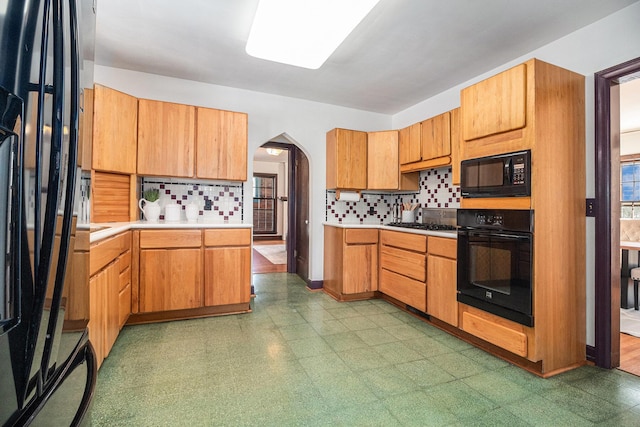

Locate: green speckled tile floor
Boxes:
[88,273,640,426]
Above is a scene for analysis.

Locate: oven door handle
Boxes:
[489,232,531,241]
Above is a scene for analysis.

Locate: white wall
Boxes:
[621,131,640,156]
[94,66,390,281]
[391,1,640,347]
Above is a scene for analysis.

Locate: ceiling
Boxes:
[94,0,639,116]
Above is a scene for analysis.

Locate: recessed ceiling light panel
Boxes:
[246,0,380,69]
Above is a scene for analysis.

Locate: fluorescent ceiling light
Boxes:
[266,148,283,156]
[246,0,380,69]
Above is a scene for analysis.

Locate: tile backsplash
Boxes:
[142,178,244,223]
[325,166,460,224]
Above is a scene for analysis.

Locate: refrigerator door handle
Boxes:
[0,85,23,336]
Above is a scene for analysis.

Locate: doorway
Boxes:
[594,56,640,371]
[251,139,310,283]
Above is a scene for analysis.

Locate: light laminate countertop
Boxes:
[88,220,252,243]
[323,222,457,239]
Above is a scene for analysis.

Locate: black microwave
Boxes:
[460,150,531,198]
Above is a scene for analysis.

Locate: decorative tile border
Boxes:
[325,166,460,224]
[142,178,244,223]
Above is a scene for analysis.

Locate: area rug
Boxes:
[621,308,640,338]
[254,244,287,265]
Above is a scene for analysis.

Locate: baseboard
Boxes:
[306,280,323,290]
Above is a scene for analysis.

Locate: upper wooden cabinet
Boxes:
[196,107,248,181]
[461,63,526,142]
[367,130,419,191]
[450,108,462,185]
[399,122,421,164]
[399,110,454,173]
[92,85,138,174]
[421,111,451,160]
[137,99,195,178]
[326,128,367,190]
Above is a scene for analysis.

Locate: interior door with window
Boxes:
[253,174,277,235]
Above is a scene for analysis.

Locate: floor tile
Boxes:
[89,273,640,426]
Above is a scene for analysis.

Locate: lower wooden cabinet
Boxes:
[89,231,131,368]
[138,230,203,313]
[323,226,378,300]
[134,228,252,318]
[204,228,251,306]
[139,248,203,312]
[426,236,457,326]
[379,230,427,312]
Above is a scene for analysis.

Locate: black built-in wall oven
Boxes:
[457,209,534,327]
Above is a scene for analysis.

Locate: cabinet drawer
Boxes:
[379,268,426,312]
[204,228,251,247]
[380,246,426,282]
[380,230,427,252]
[460,309,528,357]
[345,228,378,244]
[119,267,130,292]
[90,232,129,276]
[428,237,457,258]
[139,229,201,248]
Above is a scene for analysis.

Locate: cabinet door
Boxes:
[137,99,195,177]
[421,111,451,161]
[139,248,202,312]
[399,122,421,165]
[326,128,367,190]
[367,131,399,190]
[196,108,248,181]
[88,269,106,367]
[427,254,457,326]
[204,247,251,306]
[450,108,462,185]
[92,85,137,174]
[104,262,120,357]
[343,244,378,294]
[461,63,527,141]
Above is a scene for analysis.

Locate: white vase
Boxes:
[139,198,160,222]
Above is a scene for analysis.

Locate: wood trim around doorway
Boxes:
[594,56,640,369]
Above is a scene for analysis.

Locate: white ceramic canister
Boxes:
[185,203,199,222]
[164,203,181,222]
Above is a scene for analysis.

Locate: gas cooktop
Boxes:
[386,222,457,231]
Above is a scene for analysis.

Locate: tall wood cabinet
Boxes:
[137,99,196,178]
[92,85,138,173]
[459,58,586,376]
[196,108,248,181]
[326,128,367,190]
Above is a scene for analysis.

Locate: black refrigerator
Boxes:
[0,0,96,425]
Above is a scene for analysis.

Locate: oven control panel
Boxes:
[475,213,504,227]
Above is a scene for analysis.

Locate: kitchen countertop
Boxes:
[323,222,457,239]
[90,220,252,243]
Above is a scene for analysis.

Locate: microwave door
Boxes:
[477,158,506,188]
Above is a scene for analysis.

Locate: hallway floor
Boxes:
[88,274,640,426]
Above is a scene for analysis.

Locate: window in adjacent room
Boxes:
[621,158,640,218]
[253,174,277,234]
